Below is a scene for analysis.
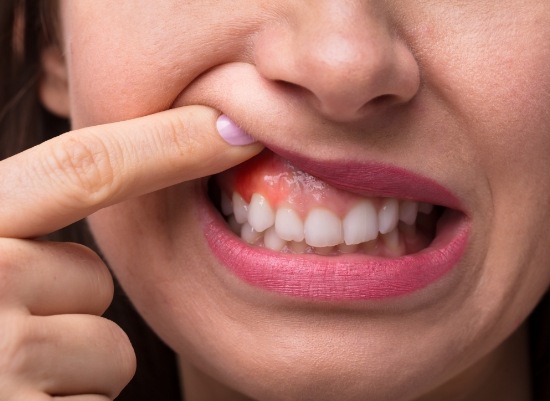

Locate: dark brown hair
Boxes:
[0,1,548,400]
[0,0,58,158]
[0,1,180,399]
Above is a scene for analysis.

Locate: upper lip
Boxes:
[173,63,466,214]
[256,144,465,212]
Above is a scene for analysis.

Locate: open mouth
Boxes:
[202,149,469,301]
[209,150,446,257]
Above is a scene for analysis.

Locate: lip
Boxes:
[199,150,471,301]
[266,145,465,211]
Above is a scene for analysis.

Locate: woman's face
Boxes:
[52,1,550,400]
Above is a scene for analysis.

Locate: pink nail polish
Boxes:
[216,114,256,146]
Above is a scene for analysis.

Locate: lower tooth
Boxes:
[289,241,308,253]
[362,239,379,255]
[338,243,358,254]
[241,222,262,244]
[315,246,335,255]
[264,226,287,251]
[382,229,404,256]
[382,228,399,247]
[228,215,241,235]
[232,216,412,257]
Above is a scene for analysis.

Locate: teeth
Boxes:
[227,215,241,235]
[343,200,378,245]
[289,240,308,253]
[275,207,305,242]
[304,208,343,247]
[378,198,399,235]
[399,201,418,225]
[382,228,400,250]
[382,228,405,257]
[399,220,416,236]
[338,243,358,254]
[248,193,275,233]
[224,190,436,256]
[220,192,233,216]
[315,246,335,255]
[418,202,434,215]
[263,226,287,251]
[362,238,379,255]
[232,192,249,224]
[241,222,262,244]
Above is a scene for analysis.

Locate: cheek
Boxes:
[401,3,550,358]
[85,183,222,314]
[85,186,267,375]
[87,188,195,283]
[415,3,550,158]
[61,2,248,128]
[65,39,195,128]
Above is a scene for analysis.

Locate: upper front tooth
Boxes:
[399,201,418,225]
[275,207,304,242]
[304,208,343,247]
[232,192,249,224]
[247,193,275,232]
[343,200,378,245]
[378,198,399,234]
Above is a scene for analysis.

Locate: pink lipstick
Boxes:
[201,149,470,301]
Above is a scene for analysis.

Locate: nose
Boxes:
[254,1,420,122]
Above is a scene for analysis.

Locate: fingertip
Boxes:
[216,114,257,146]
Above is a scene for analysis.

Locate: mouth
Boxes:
[201,148,470,301]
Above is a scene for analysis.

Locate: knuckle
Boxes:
[0,239,26,302]
[0,256,14,299]
[0,314,34,377]
[42,133,123,207]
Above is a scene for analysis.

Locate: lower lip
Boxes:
[200,193,470,301]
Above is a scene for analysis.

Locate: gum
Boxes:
[215,150,383,218]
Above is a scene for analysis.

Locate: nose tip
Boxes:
[254,5,420,122]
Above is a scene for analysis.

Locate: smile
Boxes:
[201,148,470,301]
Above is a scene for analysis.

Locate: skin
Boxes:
[1,0,549,400]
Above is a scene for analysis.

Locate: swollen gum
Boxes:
[215,150,386,219]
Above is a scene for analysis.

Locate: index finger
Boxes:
[0,106,262,238]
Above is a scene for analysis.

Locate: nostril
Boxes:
[274,79,309,98]
[371,94,395,106]
[253,4,421,123]
[353,94,399,117]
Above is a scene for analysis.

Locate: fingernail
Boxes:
[216,114,256,146]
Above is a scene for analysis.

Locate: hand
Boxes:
[0,106,261,400]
